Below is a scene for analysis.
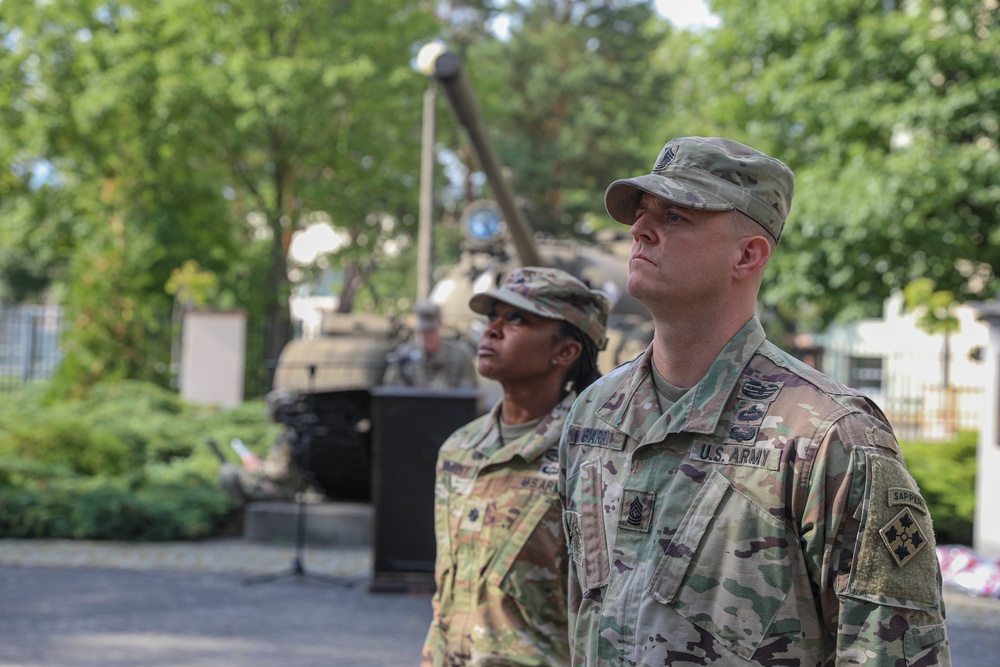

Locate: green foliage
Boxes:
[1,0,442,389]
[457,1,675,233]
[0,476,233,541]
[698,0,1000,331]
[2,0,999,383]
[0,381,280,541]
[901,430,977,546]
[903,277,960,336]
[0,415,137,477]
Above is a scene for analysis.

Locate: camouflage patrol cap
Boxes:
[414,301,441,332]
[469,267,610,351]
[605,136,795,243]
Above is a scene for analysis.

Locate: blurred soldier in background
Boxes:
[218,389,303,504]
[382,302,478,390]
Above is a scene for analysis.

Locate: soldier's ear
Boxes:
[554,338,583,367]
[733,235,771,281]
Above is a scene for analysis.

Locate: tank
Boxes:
[268,49,653,502]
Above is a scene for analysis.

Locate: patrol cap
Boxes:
[469,267,610,351]
[414,301,441,332]
[604,136,795,243]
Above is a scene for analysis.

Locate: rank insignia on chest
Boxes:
[879,507,927,567]
[618,490,655,533]
[459,499,489,533]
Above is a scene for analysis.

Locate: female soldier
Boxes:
[421,266,610,667]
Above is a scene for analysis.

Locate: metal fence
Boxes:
[0,304,275,400]
[816,345,984,442]
[0,304,64,391]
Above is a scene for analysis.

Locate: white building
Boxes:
[803,292,988,441]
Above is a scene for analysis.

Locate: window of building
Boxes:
[849,355,884,394]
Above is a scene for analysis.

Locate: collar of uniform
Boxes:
[596,317,765,441]
[473,392,576,464]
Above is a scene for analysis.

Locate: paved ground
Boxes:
[0,539,431,667]
[1,538,999,666]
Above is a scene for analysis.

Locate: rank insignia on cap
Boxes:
[653,146,676,171]
[879,507,927,567]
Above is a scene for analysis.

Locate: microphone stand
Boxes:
[244,363,351,587]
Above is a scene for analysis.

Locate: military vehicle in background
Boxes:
[268,49,652,502]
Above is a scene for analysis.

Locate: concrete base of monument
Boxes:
[243,500,373,548]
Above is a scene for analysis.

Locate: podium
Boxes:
[368,387,480,593]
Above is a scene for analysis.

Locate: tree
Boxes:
[1,0,440,392]
[435,1,676,234]
[904,276,960,389]
[696,0,1000,332]
[1,0,243,391]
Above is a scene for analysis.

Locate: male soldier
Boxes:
[559,137,950,665]
[383,301,478,390]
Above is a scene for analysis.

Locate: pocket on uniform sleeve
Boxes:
[648,468,798,660]
[904,623,948,664]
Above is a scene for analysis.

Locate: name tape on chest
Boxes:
[565,425,626,450]
[441,458,475,477]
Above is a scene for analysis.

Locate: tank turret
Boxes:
[422,47,653,372]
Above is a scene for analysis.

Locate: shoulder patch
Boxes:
[879,507,928,567]
[888,487,928,514]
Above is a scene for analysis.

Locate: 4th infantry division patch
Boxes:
[879,507,927,567]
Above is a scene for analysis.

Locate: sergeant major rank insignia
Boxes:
[618,490,655,533]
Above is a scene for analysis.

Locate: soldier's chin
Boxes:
[476,359,500,380]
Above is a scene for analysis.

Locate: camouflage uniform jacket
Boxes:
[384,337,478,390]
[559,317,950,666]
[422,394,575,666]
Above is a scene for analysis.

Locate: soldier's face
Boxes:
[627,192,740,315]
[476,301,565,384]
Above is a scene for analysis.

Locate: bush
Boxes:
[0,380,280,541]
[900,431,977,546]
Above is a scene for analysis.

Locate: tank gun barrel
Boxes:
[423,49,544,268]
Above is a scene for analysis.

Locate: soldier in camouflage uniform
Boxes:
[559,137,950,665]
[219,390,303,504]
[422,267,610,667]
[383,302,479,390]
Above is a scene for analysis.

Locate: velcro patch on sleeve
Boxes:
[845,450,939,608]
